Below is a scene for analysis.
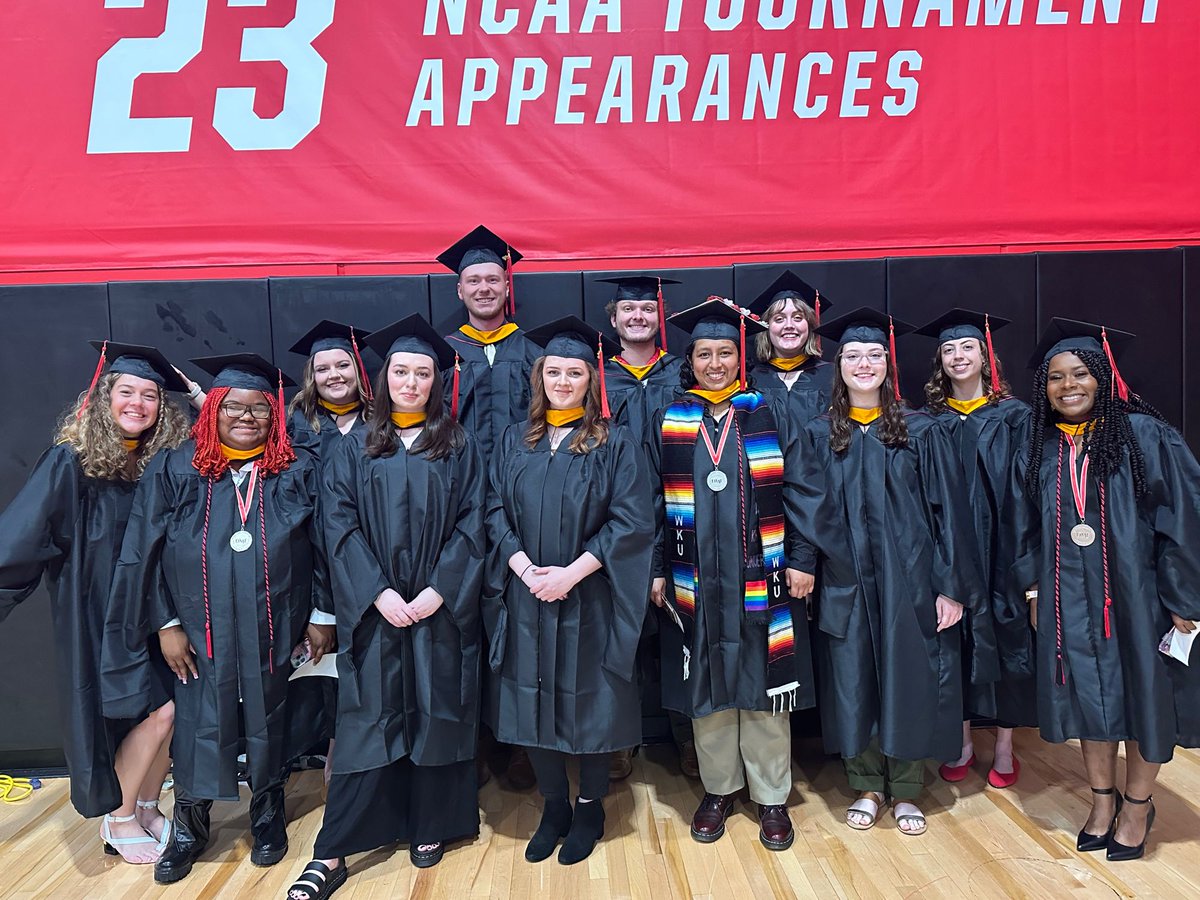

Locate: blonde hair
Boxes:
[287,351,369,432]
[754,297,821,361]
[55,373,191,480]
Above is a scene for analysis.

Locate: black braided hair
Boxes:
[1024,348,1170,501]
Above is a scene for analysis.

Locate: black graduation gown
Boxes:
[323,430,486,772]
[750,359,833,428]
[289,407,367,464]
[102,442,331,800]
[444,328,542,459]
[794,411,987,762]
[930,399,1036,726]
[647,399,816,719]
[0,445,134,818]
[483,423,653,753]
[605,354,684,442]
[1008,415,1200,763]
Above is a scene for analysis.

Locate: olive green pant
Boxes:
[844,738,926,801]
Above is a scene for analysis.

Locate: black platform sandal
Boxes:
[1107,795,1155,862]
[1076,787,1122,852]
[285,859,347,900]
[410,842,445,868]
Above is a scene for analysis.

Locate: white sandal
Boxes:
[892,801,927,836]
[137,799,173,853]
[846,791,885,830]
[101,812,160,863]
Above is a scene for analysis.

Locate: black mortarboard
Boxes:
[191,353,296,391]
[746,271,831,319]
[815,306,913,345]
[365,314,457,372]
[436,225,523,275]
[524,315,622,363]
[88,340,189,393]
[288,320,372,359]
[1030,317,1135,368]
[596,275,681,303]
[667,296,768,343]
[915,308,1010,345]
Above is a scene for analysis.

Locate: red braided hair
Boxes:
[191,387,296,477]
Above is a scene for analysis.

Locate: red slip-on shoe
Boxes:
[986,756,1020,789]
[937,753,976,783]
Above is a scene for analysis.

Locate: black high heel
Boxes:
[1076,787,1123,852]
[1107,795,1155,861]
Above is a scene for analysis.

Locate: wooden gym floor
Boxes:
[1,730,1197,899]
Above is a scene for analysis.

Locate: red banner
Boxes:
[1,1,1196,274]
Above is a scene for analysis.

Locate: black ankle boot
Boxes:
[525,798,572,862]
[558,798,605,866]
[249,786,289,866]
[154,799,212,884]
[1076,787,1122,852]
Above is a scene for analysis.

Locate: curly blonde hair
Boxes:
[55,373,191,480]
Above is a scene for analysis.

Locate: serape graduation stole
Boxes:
[660,391,801,710]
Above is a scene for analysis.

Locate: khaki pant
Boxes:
[691,708,793,805]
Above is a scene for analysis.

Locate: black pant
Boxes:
[526,748,611,801]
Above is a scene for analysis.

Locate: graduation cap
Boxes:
[77,340,190,420]
[289,319,375,402]
[915,308,1011,394]
[524,315,622,418]
[365,314,457,372]
[1031,317,1136,401]
[437,226,523,318]
[191,353,296,392]
[816,306,914,401]
[597,275,680,351]
[668,296,768,390]
[746,271,831,323]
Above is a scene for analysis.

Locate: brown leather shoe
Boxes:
[678,740,700,779]
[758,804,794,851]
[609,748,633,782]
[505,746,537,791]
[690,793,736,843]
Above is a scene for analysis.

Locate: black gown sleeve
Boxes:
[0,445,75,623]
[482,425,523,670]
[645,409,666,579]
[1145,420,1200,621]
[775,407,816,574]
[300,453,333,617]
[322,437,389,630]
[427,440,487,635]
[101,449,178,719]
[582,428,655,682]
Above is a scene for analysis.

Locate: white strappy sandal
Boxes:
[137,799,173,853]
[101,812,160,863]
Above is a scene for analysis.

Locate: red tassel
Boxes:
[597,338,611,419]
[350,328,373,403]
[1101,326,1130,402]
[450,354,461,419]
[78,340,108,419]
[1104,599,1112,640]
[739,316,747,391]
[505,246,516,319]
[813,289,821,325]
[888,317,902,402]
[206,626,213,659]
[984,314,1000,397]
[276,369,288,439]
[657,277,668,352]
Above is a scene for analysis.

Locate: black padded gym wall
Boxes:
[584,266,735,353]
[0,283,112,769]
[107,280,274,391]
[1182,247,1199,450]
[1036,249,1184,428]
[888,254,1039,406]
[430,271,584,338]
[267,276,431,381]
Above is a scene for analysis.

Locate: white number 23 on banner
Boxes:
[87,0,336,154]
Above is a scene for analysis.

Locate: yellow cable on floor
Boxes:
[0,774,34,802]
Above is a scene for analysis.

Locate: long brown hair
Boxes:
[754,297,821,362]
[365,360,464,461]
[525,358,610,454]
[56,373,191,480]
[923,340,1011,413]
[287,351,369,432]
[828,347,908,453]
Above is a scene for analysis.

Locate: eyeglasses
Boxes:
[219,402,272,420]
[841,351,887,366]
